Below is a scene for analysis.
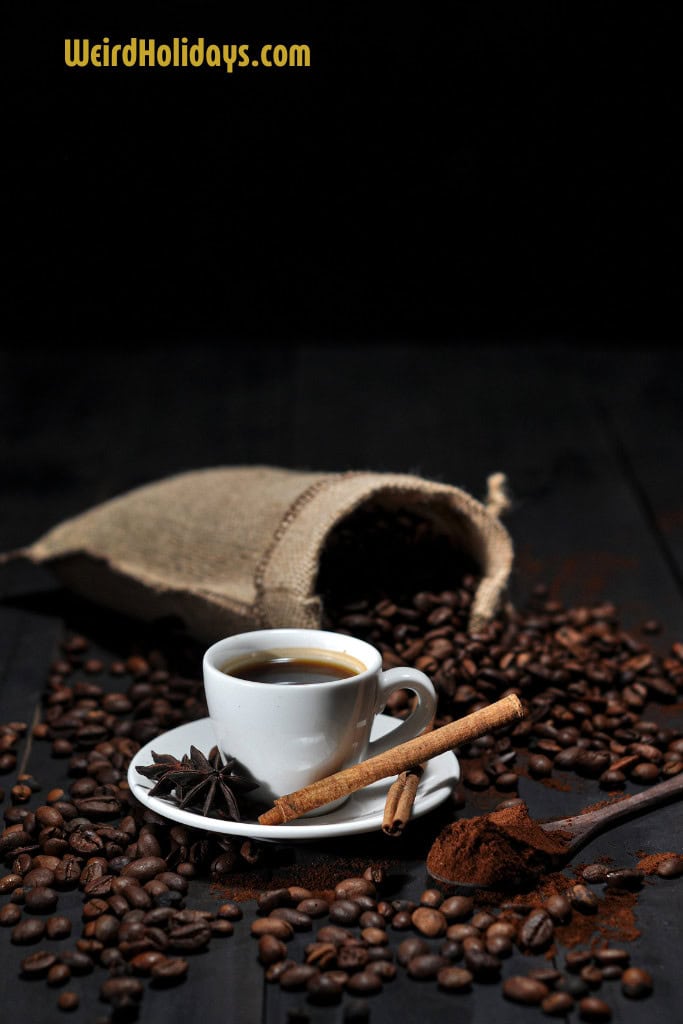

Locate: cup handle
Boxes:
[365,667,437,759]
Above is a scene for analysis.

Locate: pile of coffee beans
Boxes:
[0,572,682,1020]
[326,579,683,798]
[246,871,665,1017]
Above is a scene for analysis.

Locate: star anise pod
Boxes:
[136,745,257,820]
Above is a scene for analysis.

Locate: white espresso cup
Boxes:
[202,628,437,810]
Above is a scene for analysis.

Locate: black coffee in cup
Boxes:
[221,647,365,685]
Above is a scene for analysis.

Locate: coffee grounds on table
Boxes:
[637,851,681,875]
[426,802,570,889]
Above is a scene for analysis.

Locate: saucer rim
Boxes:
[127,716,459,841]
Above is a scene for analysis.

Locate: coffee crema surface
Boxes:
[220,647,366,685]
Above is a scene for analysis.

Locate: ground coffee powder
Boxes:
[426,802,570,889]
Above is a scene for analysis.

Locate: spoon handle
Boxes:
[543,772,683,853]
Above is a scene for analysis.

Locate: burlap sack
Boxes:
[6,467,513,642]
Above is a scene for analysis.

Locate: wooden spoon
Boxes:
[428,772,683,890]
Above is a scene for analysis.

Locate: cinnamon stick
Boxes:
[382,766,423,836]
[258,693,524,825]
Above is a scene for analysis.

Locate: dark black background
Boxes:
[7,2,681,346]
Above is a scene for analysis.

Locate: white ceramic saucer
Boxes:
[128,716,459,841]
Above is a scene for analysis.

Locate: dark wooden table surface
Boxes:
[1,341,681,1023]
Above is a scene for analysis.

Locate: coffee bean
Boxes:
[346,970,382,994]
[604,868,643,891]
[46,915,72,939]
[93,913,119,944]
[436,965,472,991]
[406,953,447,980]
[100,976,144,1006]
[251,917,294,940]
[0,873,23,895]
[12,853,33,876]
[12,918,46,944]
[566,950,593,972]
[47,963,71,986]
[57,991,79,1011]
[464,947,501,980]
[520,909,554,950]
[631,762,659,783]
[130,950,167,974]
[365,960,396,982]
[594,948,630,967]
[440,895,473,921]
[122,856,167,882]
[541,991,575,1016]
[306,973,343,1004]
[150,957,189,985]
[59,950,94,975]
[554,746,581,769]
[265,958,297,983]
[411,906,447,937]
[209,921,233,937]
[580,965,603,988]
[656,855,683,878]
[528,967,562,985]
[581,863,609,884]
[337,945,369,972]
[397,937,429,965]
[259,935,288,965]
[359,911,384,929]
[503,976,550,1004]
[317,925,351,944]
[486,933,512,957]
[21,950,58,976]
[600,769,626,789]
[24,868,55,888]
[271,907,313,930]
[24,885,59,914]
[280,964,320,990]
[335,878,376,900]
[570,884,599,912]
[298,899,329,918]
[579,996,612,1020]
[361,927,388,946]
[216,900,242,920]
[328,900,361,925]
[463,767,490,789]
[0,903,22,926]
[0,830,33,858]
[545,894,572,923]
[305,942,337,968]
[389,910,413,930]
[486,920,517,939]
[257,888,291,914]
[471,911,496,930]
[529,754,553,777]
[621,966,653,998]
[363,864,385,887]
[167,921,211,951]
[53,861,80,889]
[366,946,393,963]
[575,751,611,778]
[462,935,484,954]
[419,888,442,907]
